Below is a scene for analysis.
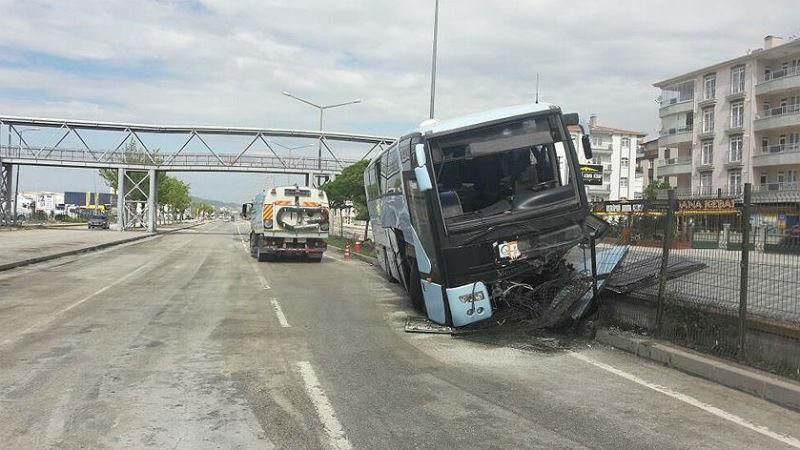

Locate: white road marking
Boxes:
[269,299,290,328]
[568,352,800,449]
[296,361,352,450]
[324,254,342,262]
[1,264,151,347]
[250,262,271,289]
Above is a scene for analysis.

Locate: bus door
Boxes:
[402,137,449,325]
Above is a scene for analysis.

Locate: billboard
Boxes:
[579,164,603,185]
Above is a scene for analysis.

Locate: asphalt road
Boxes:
[1,220,799,449]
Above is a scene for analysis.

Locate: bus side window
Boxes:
[399,138,412,171]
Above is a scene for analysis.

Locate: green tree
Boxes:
[322,160,370,237]
[644,179,672,201]
[100,140,191,220]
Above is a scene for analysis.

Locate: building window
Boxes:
[620,177,629,188]
[788,169,798,189]
[761,137,769,153]
[701,140,713,165]
[729,169,742,195]
[730,101,744,128]
[699,172,712,195]
[703,73,716,100]
[702,107,714,133]
[729,136,743,162]
[731,65,746,94]
[621,157,629,168]
[621,137,630,148]
[661,80,694,105]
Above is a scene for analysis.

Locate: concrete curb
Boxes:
[0,221,205,273]
[327,244,378,265]
[596,328,800,412]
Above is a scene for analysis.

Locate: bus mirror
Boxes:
[563,113,579,126]
[414,144,427,167]
[581,135,593,159]
[414,167,433,192]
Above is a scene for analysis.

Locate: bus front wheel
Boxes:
[407,258,426,314]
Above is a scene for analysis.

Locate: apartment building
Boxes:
[572,115,646,201]
[654,35,800,197]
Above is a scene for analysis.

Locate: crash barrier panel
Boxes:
[594,185,800,380]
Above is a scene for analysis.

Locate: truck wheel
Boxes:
[308,254,323,263]
[257,249,269,262]
[407,258,426,313]
[250,234,257,258]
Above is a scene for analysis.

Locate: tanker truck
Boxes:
[242,185,330,262]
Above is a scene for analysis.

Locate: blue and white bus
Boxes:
[365,103,599,327]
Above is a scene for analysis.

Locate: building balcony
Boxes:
[658,125,693,146]
[753,105,800,131]
[697,161,714,172]
[591,143,613,154]
[724,157,744,168]
[754,182,800,192]
[725,121,745,134]
[659,99,694,117]
[726,89,746,101]
[752,143,800,167]
[586,184,611,193]
[752,182,800,202]
[696,121,715,139]
[697,97,716,108]
[755,67,800,96]
[656,156,692,176]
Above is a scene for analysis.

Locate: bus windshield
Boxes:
[428,115,576,228]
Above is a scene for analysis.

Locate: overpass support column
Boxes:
[117,168,125,231]
[147,169,157,233]
[0,163,11,226]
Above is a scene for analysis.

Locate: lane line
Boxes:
[568,352,800,449]
[296,361,352,450]
[250,262,271,289]
[1,263,151,347]
[269,299,290,328]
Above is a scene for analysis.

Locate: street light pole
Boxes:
[282,92,360,184]
[429,0,440,119]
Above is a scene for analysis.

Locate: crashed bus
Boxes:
[365,103,609,328]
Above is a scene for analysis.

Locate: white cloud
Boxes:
[2,0,799,200]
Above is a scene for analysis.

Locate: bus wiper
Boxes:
[465,219,539,244]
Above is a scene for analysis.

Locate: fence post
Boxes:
[738,183,752,361]
[655,189,676,336]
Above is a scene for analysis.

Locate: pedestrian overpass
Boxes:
[0,115,394,231]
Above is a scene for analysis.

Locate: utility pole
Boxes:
[429,0,440,119]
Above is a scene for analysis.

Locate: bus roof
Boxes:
[418,102,558,138]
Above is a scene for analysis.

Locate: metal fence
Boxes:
[595,185,800,379]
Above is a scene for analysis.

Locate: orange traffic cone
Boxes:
[344,242,352,259]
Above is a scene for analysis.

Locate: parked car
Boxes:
[88,215,109,230]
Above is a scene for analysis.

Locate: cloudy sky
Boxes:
[1,0,798,202]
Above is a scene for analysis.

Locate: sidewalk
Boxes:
[0,221,202,272]
[596,328,800,411]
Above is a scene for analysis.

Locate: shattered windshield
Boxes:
[429,115,576,226]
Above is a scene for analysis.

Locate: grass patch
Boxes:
[327,235,376,258]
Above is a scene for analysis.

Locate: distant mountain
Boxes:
[191,196,240,211]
